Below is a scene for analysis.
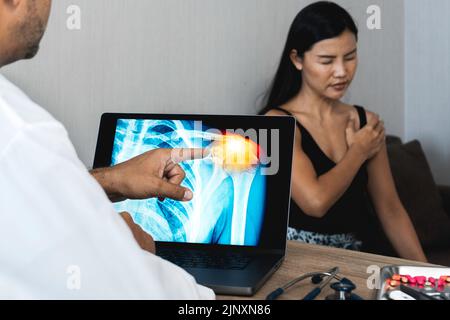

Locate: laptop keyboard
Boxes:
[157,249,253,270]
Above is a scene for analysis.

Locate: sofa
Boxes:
[360,136,450,267]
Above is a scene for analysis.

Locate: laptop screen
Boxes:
[94,114,294,250]
[112,118,268,246]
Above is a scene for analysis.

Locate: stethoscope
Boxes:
[266,267,364,300]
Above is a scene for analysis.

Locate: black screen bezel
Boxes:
[93,113,295,255]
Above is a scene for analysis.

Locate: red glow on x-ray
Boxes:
[209,134,260,172]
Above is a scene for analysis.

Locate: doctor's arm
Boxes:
[366,143,427,262]
[90,148,207,202]
[120,211,156,254]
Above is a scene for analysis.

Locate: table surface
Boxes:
[217,241,435,300]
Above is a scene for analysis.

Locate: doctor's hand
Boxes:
[120,211,155,254]
[91,148,209,202]
[345,113,385,160]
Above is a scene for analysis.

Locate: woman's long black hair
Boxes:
[259,1,358,115]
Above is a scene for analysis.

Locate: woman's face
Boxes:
[291,30,358,100]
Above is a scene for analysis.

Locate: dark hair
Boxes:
[259,1,358,115]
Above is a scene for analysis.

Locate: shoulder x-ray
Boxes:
[112,119,266,246]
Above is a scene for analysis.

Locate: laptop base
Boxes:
[185,254,284,296]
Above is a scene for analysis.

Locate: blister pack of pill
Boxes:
[378,266,450,300]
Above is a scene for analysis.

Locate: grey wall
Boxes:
[1,0,405,167]
[405,0,450,185]
[342,0,404,140]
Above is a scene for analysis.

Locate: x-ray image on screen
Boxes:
[111,119,267,246]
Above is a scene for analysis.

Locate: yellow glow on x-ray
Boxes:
[209,134,259,172]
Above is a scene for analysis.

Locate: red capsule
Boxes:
[415,276,426,285]
[392,274,401,281]
[416,280,425,285]
[407,276,417,285]
[389,280,399,287]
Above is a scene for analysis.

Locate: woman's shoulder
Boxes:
[263,108,291,117]
[338,104,378,129]
[353,106,379,128]
[263,107,303,139]
[264,109,281,116]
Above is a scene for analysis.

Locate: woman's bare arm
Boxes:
[289,127,366,217]
[267,109,384,218]
[366,136,427,262]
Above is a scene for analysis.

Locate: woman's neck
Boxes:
[287,86,340,122]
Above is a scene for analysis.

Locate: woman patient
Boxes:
[261,1,427,262]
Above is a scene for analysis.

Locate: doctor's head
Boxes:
[262,1,359,113]
[0,0,52,67]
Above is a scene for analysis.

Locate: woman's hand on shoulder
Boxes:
[345,110,385,160]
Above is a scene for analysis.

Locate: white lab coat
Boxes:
[0,74,214,300]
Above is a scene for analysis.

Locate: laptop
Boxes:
[93,113,295,296]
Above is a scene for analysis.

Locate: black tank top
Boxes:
[274,106,373,234]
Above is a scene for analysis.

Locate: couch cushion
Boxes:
[439,186,450,218]
[387,140,450,250]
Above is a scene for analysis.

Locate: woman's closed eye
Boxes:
[320,59,333,65]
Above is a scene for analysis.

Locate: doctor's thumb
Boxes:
[157,180,193,201]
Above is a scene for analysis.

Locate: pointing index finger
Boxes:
[170,148,210,164]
